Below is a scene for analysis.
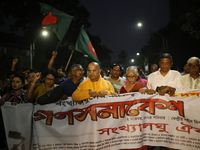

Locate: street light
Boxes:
[131,59,134,63]
[137,22,142,27]
[30,30,48,69]
[137,22,167,51]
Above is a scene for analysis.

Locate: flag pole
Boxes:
[54,38,63,52]
[54,29,67,51]
[64,49,74,71]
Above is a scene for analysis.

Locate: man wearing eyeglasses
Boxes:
[72,62,116,101]
[61,64,84,97]
[181,57,200,89]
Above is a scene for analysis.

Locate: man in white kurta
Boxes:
[182,57,200,89]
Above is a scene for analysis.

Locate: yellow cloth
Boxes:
[33,83,45,102]
[72,76,114,101]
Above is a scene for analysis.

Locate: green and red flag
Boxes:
[75,28,100,63]
[40,3,73,41]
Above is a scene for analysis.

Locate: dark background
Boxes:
[0,0,200,74]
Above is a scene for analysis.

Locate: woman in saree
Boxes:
[119,66,147,94]
[119,66,148,150]
[25,68,65,105]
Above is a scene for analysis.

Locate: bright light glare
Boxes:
[131,59,134,63]
[137,22,142,27]
[84,54,88,57]
[42,30,48,36]
[137,53,140,56]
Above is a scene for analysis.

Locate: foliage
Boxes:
[181,1,200,39]
[0,0,113,72]
[116,50,129,68]
[141,22,200,72]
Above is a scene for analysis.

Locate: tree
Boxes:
[117,50,128,68]
[0,0,113,71]
[181,1,200,39]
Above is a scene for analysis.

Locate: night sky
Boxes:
[79,0,170,62]
[0,0,170,63]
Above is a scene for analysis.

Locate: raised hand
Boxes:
[12,59,18,65]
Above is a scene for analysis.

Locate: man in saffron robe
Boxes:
[72,62,116,101]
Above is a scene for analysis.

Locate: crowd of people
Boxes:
[0,52,200,149]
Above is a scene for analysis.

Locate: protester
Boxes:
[182,57,200,89]
[65,71,72,80]
[180,63,189,76]
[140,53,182,150]
[25,68,65,105]
[61,64,84,97]
[24,69,38,90]
[125,66,147,86]
[150,64,159,73]
[11,58,18,71]
[1,58,20,96]
[72,62,116,101]
[47,51,67,85]
[138,67,147,79]
[119,66,146,93]
[137,67,148,85]
[105,64,125,93]
[0,74,27,105]
[141,53,183,96]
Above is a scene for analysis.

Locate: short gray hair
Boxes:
[187,57,200,65]
[126,66,139,76]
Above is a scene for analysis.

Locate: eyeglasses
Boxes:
[126,75,137,78]
[73,69,84,72]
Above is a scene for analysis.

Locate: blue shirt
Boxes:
[56,77,67,86]
[61,78,83,96]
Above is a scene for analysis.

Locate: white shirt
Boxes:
[147,70,183,90]
[181,74,200,89]
[105,76,125,93]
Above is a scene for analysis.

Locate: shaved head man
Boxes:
[72,62,116,101]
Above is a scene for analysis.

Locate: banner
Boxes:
[1,90,200,150]
[1,103,33,150]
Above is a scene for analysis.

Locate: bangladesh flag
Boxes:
[75,28,100,63]
[40,3,73,40]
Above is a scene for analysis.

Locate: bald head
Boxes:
[87,62,101,81]
[87,62,100,70]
